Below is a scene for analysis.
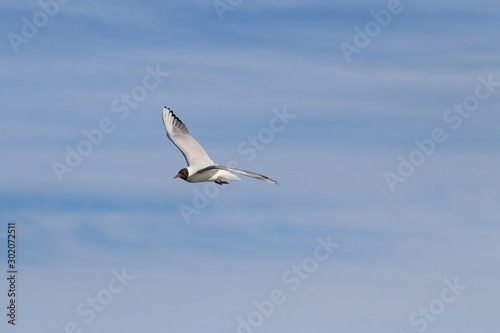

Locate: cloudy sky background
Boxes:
[1,1,500,332]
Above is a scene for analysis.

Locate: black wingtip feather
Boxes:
[163,107,190,135]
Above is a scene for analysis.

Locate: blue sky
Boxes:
[1,1,500,332]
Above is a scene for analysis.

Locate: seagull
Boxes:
[162,107,278,185]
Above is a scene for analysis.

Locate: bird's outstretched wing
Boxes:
[196,164,278,185]
[162,107,214,167]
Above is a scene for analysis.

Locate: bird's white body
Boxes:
[162,107,277,185]
[184,165,241,183]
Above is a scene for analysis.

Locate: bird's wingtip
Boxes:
[163,106,173,116]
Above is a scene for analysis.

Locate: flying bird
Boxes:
[162,107,278,185]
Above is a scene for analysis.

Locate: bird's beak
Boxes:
[173,175,179,179]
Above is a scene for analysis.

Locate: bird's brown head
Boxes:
[174,168,189,181]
